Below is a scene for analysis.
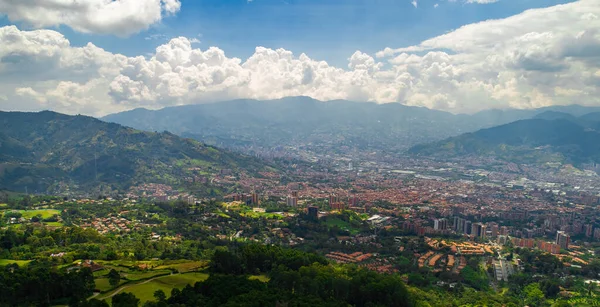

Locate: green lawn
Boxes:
[0,259,31,266]
[154,261,208,273]
[94,278,127,292]
[18,209,60,219]
[44,221,63,227]
[248,275,270,282]
[104,273,209,304]
[122,270,171,281]
[0,203,7,208]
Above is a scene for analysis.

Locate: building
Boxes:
[251,193,260,206]
[349,196,359,207]
[594,228,600,240]
[286,196,297,207]
[291,191,299,198]
[471,223,483,238]
[307,206,319,219]
[434,218,448,231]
[586,224,594,237]
[464,221,472,235]
[329,194,338,206]
[331,202,346,211]
[556,231,570,250]
[491,224,499,238]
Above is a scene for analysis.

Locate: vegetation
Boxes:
[0,111,267,194]
[409,114,600,165]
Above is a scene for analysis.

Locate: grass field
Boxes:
[94,278,127,292]
[154,261,208,273]
[122,270,171,281]
[18,209,60,219]
[0,203,7,208]
[44,221,63,227]
[324,217,360,235]
[0,259,31,266]
[102,273,210,303]
[248,275,270,282]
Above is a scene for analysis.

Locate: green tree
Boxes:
[524,283,545,307]
[153,290,166,302]
[108,269,121,287]
[112,292,140,307]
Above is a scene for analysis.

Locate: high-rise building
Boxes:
[471,223,483,237]
[291,191,299,198]
[251,193,260,206]
[464,221,472,235]
[434,218,447,231]
[286,196,297,207]
[586,224,594,237]
[307,206,319,219]
[491,225,499,237]
[349,196,359,206]
[595,228,600,240]
[331,202,346,211]
[556,231,570,250]
[328,194,338,206]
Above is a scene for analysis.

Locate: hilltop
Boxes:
[0,111,266,194]
[408,114,600,165]
[103,97,600,155]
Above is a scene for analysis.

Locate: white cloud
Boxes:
[0,0,182,37]
[434,4,439,8]
[0,0,599,116]
[411,0,418,8]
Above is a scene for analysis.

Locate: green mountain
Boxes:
[0,111,266,194]
[408,116,600,165]
[102,97,600,154]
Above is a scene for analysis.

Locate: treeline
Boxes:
[209,243,328,274]
[0,262,95,306]
[134,243,413,307]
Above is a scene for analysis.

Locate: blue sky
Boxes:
[0,0,577,66]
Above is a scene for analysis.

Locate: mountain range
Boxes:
[409,111,600,166]
[102,97,600,154]
[0,111,266,194]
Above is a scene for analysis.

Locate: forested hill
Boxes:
[0,111,266,194]
[408,115,600,165]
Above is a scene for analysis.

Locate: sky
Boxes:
[0,0,598,116]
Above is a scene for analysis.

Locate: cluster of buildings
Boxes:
[79,215,141,234]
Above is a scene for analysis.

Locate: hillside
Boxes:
[103,97,600,154]
[0,111,266,194]
[102,97,480,153]
[408,117,600,165]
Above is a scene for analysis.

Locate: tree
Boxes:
[108,269,121,287]
[524,283,545,307]
[153,290,166,302]
[112,292,140,307]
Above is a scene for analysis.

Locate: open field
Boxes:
[154,260,208,273]
[122,270,171,281]
[0,203,7,208]
[248,275,270,282]
[0,259,31,266]
[99,273,210,303]
[19,209,60,219]
[94,278,127,292]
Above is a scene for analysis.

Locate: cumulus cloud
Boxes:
[0,0,181,37]
[0,0,599,116]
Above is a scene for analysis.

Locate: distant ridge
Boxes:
[0,110,266,194]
